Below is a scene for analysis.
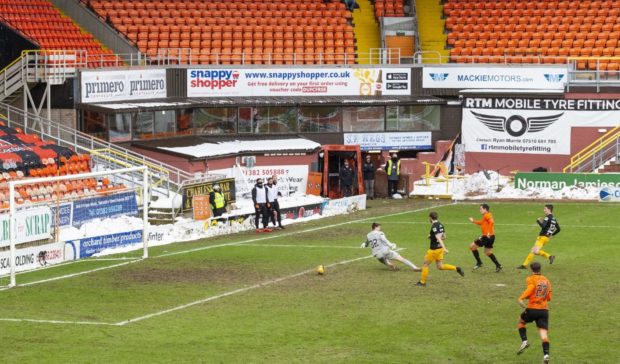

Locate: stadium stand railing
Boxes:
[563,126,620,173]
[0,101,221,205]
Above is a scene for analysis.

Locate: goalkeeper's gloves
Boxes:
[360,241,367,248]
[390,243,397,250]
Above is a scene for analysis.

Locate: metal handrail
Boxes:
[0,101,198,190]
[569,126,620,165]
[563,128,620,173]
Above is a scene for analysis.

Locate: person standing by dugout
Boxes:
[209,183,227,217]
[362,154,375,200]
[385,153,401,197]
[267,175,284,229]
[252,178,271,232]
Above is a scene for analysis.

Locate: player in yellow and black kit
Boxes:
[415,211,464,287]
[518,204,561,269]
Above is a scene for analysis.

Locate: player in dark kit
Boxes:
[518,204,561,269]
[468,203,502,272]
[415,211,465,287]
[516,262,552,363]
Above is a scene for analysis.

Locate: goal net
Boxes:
[0,165,149,288]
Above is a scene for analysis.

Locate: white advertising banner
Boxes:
[0,241,64,275]
[210,165,309,199]
[463,98,620,155]
[423,66,567,90]
[0,207,53,248]
[80,69,167,103]
[321,195,367,216]
[187,68,411,97]
[344,132,432,151]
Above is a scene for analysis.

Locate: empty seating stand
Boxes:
[444,0,620,71]
[85,0,356,64]
[0,0,119,67]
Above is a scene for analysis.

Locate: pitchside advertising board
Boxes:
[80,69,167,103]
[186,68,411,97]
[600,187,620,202]
[210,165,309,200]
[423,66,567,90]
[514,173,620,190]
[0,207,53,247]
[344,132,431,151]
[0,241,64,275]
[462,98,620,155]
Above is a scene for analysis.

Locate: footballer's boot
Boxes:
[516,265,528,270]
[495,265,503,273]
[517,341,530,355]
[473,263,483,270]
[549,255,555,264]
[456,267,465,277]
[414,281,426,287]
[543,354,550,363]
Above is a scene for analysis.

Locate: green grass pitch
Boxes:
[1,200,619,363]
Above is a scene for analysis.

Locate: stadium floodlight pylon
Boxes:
[5,166,149,288]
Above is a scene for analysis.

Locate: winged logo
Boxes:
[471,111,563,137]
[544,74,565,83]
[429,73,449,82]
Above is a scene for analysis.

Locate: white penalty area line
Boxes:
[115,252,383,326]
[0,252,381,327]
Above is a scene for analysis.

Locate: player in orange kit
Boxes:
[468,204,502,272]
[516,262,553,363]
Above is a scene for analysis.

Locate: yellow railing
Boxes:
[90,148,169,189]
[563,126,620,173]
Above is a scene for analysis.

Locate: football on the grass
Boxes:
[316,265,325,275]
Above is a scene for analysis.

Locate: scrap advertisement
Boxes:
[462,97,620,155]
[186,68,411,97]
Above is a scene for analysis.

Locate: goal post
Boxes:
[3,166,149,288]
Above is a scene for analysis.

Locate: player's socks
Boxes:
[518,327,527,341]
[420,266,429,283]
[472,250,483,265]
[542,340,550,356]
[523,253,535,266]
[400,258,421,271]
[488,253,501,267]
[538,250,551,259]
[440,264,457,271]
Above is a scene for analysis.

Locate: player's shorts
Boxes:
[520,308,549,330]
[424,248,444,262]
[474,235,495,248]
[534,236,550,248]
[374,249,399,261]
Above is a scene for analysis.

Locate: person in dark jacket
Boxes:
[362,154,375,200]
[339,160,355,197]
[209,183,227,217]
[385,153,401,197]
[251,178,271,232]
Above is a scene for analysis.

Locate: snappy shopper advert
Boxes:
[187,68,411,97]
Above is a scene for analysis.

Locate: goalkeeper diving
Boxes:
[361,222,421,271]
